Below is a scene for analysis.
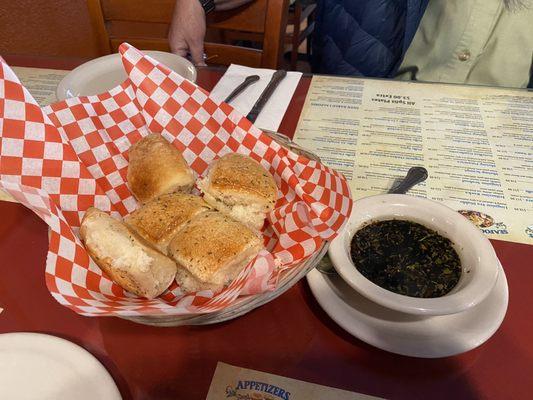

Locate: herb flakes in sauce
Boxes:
[350,220,462,298]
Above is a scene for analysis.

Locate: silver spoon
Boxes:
[387,166,428,194]
[224,75,260,104]
[316,166,429,275]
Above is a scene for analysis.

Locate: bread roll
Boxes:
[198,153,278,230]
[80,207,177,299]
[169,211,263,293]
[125,193,212,254]
[127,134,195,203]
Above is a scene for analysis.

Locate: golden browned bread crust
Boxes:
[80,207,177,299]
[204,153,277,207]
[124,193,212,254]
[127,134,195,203]
[168,211,263,285]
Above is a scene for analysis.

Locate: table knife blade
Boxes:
[246,70,287,123]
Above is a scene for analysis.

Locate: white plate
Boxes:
[56,51,197,101]
[307,263,508,358]
[0,333,122,400]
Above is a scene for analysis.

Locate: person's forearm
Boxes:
[214,0,254,11]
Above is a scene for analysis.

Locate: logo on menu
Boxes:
[226,380,291,400]
[458,210,509,235]
[458,210,495,228]
[525,225,533,239]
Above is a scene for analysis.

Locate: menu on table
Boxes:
[206,362,382,400]
[293,76,533,245]
[11,67,68,106]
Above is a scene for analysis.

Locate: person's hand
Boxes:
[168,0,207,66]
[168,0,254,65]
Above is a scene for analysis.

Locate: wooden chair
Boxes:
[87,0,290,68]
[208,0,316,71]
[285,0,316,70]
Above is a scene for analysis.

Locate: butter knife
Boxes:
[224,74,260,104]
[246,70,287,123]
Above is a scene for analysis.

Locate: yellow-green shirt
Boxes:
[395,0,533,88]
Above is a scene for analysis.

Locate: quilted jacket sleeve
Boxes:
[312,0,428,78]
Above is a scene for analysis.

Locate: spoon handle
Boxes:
[224,75,260,104]
[388,167,428,194]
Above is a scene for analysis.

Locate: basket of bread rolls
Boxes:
[0,44,352,326]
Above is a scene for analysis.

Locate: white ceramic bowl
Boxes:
[328,194,500,316]
[56,51,197,101]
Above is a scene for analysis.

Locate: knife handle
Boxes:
[224,74,260,104]
[247,70,287,123]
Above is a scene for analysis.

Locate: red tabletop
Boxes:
[1,55,532,400]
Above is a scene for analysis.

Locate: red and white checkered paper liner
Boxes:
[0,44,352,316]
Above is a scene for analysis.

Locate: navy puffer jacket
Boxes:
[312,0,429,77]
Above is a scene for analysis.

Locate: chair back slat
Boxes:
[87,0,289,68]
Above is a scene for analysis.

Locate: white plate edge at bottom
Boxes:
[0,332,122,400]
[306,262,508,358]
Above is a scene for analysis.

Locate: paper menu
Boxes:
[11,67,68,106]
[293,76,533,245]
[206,362,382,400]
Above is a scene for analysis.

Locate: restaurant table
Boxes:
[1,55,532,400]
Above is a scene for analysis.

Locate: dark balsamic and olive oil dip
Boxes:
[350,220,462,298]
